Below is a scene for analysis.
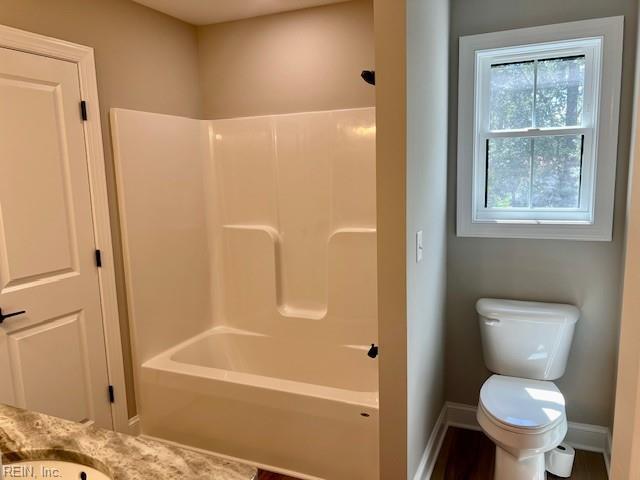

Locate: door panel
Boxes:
[0,47,112,428]
[0,77,77,291]
[8,313,91,423]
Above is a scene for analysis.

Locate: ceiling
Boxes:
[132,0,352,25]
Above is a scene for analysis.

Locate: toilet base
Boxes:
[495,446,546,480]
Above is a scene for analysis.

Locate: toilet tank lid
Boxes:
[476,298,580,325]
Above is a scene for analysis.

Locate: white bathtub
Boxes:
[139,327,379,480]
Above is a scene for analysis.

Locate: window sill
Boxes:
[473,217,593,224]
[457,220,612,241]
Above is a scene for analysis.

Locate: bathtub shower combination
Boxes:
[111,107,378,480]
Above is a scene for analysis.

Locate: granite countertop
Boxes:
[0,404,257,480]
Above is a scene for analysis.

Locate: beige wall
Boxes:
[446,0,638,427]
[197,0,374,119]
[406,0,449,477]
[0,0,203,417]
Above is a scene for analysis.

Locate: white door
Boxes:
[0,46,112,428]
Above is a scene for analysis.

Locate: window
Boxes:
[457,17,623,240]
[480,43,596,222]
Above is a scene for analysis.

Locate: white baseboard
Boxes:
[413,402,612,480]
[412,405,449,480]
[444,402,482,432]
[564,419,611,453]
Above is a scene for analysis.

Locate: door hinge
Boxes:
[108,385,115,403]
[80,100,88,121]
[95,249,102,268]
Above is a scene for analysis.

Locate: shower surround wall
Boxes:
[213,110,377,344]
[111,107,377,480]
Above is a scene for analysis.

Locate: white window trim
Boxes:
[457,16,624,241]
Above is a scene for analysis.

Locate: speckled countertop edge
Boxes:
[0,404,257,480]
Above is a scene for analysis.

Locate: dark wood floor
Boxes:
[432,427,608,480]
[258,427,607,480]
[257,471,297,480]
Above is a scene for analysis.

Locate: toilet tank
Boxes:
[477,298,579,380]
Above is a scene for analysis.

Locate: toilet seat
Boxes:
[480,375,566,434]
[478,374,568,464]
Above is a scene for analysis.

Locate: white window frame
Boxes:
[475,40,599,223]
[457,16,624,241]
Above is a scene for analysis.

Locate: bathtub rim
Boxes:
[142,325,379,409]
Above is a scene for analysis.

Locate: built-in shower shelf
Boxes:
[222,224,279,238]
[329,227,376,239]
[223,224,376,241]
[278,305,327,320]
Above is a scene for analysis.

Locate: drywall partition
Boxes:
[374,0,408,477]
[111,109,212,368]
[373,0,450,478]
[210,108,377,346]
[406,0,449,478]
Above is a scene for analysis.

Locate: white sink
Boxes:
[4,460,110,479]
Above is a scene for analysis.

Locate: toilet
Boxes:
[476,298,580,480]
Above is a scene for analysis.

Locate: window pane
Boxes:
[531,135,583,208]
[489,61,534,130]
[487,137,532,208]
[535,56,585,128]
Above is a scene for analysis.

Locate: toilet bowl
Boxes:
[478,375,567,479]
[475,298,580,480]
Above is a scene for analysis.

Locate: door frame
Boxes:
[0,24,129,433]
